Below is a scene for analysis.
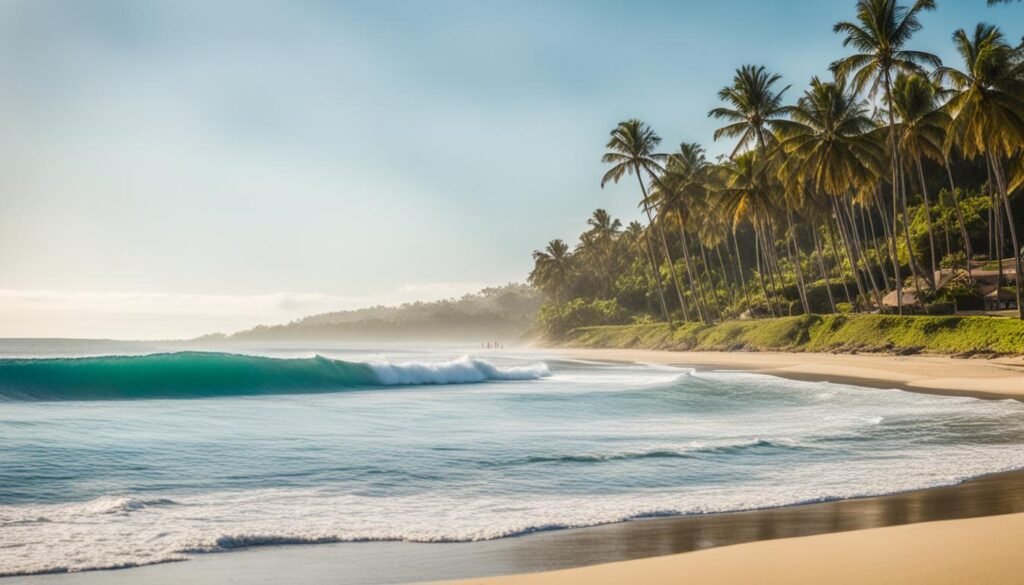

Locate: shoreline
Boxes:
[444,511,1024,585]
[18,469,1024,585]
[550,347,1024,400]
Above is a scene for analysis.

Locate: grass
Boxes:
[562,314,1024,356]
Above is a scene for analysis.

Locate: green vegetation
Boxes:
[530,0,1024,347]
[564,314,1024,355]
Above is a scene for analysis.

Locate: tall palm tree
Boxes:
[601,119,682,325]
[709,65,792,157]
[831,0,940,313]
[648,143,717,323]
[888,72,947,284]
[709,65,799,312]
[776,77,887,309]
[716,152,785,316]
[937,24,1024,318]
[528,239,574,305]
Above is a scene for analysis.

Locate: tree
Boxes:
[776,77,887,309]
[648,143,717,322]
[888,72,949,283]
[937,24,1024,318]
[601,119,684,325]
[528,239,574,305]
[710,65,802,314]
[832,0,940,313]
[715,152,785,316]
[581,209,622,297]
[709,65,792,158]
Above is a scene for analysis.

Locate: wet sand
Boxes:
[17,470,1024,585]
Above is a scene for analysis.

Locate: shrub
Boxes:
[538,299,627,338]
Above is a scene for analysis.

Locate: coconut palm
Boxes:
[831,0,940,313]
[709,65,799,312]
[709,65,792,158]
[582,209,622,296]
[776,77,887,309]
[601,119,686,325]
[648,143,717,322]
[528,240,574,305]
[887,72,951,284]
[715,152,785,316]
[937,23,1024,318]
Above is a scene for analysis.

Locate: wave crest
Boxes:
[0,353,549,402]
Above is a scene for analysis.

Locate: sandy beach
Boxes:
[444,511,1024,585]
[554,348,1024,400]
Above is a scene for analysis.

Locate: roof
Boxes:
[882,289,922,307]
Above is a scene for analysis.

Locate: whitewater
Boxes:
[2,341,1024,576]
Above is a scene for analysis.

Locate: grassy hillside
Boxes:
[560,315,1024,356]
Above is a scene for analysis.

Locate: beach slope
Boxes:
[445,511,1024,585]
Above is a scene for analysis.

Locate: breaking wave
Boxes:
[0,352,549,401]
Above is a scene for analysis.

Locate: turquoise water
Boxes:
[2,341,1024,576]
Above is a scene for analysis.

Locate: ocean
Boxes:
[2,340,1024,577]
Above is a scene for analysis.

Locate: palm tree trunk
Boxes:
[915,155,939,287]
[883,70,904,315]
[758,219,784,315]
[989,153,1024,320]
[832,197,868,309]
[654,217,694,323]
[698,241,724,319]
[846,198,885,309]
[635,172,675,326]
[785,210,811,315]
[764,217,790,313]
[865,190,890,288]
[753,228,776,318]
[899,162,926,310]
[677,217,710,324]
[715,244,736,308]
[812,227,837,313]
[874,183,903,308]
[944,159,973,282]
[731,229,752,315]
[825,220,854,306]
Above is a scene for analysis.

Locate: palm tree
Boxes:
[709,65,792,157]
[776,77,887,309]
[601,119,683,325]
[583,209,622,296]
[937,24,1024,318]
[716,152,785,316]
[648,143,717,323]
[528,239,574,305]
[709,65,801,313]
[888,72,948,284]
[831,0,940,313]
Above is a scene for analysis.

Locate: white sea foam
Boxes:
[367,355,550,385]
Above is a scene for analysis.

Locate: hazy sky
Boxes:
[0,0,1015,339]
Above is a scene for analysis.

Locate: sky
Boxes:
[0,0,1017,339]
